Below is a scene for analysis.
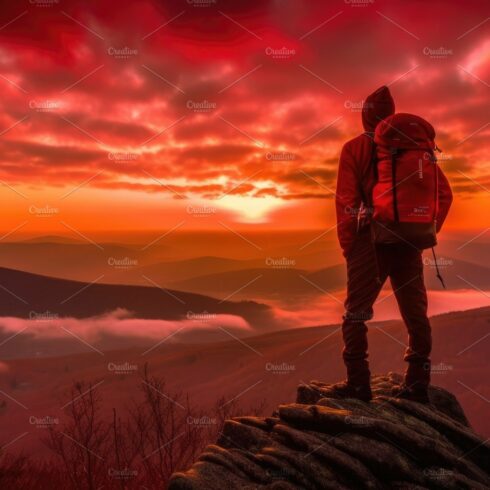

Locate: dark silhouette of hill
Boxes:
[166,256,490,299]
[0,241,140,282]
[422,257,490,290]
[0,242,333,286]
[168,265,346,298]
[0,238,488,297]
[169,373,490,489]
[19,235,84,244]
[131,251,337,286]
[0,267,273,326]
[437,239,490,268]
[135,256,263,283]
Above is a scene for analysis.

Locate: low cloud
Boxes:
[0,308,252,343]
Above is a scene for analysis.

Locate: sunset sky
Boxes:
[0,0,488,236]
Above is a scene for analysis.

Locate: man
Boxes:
[331,86,452,403]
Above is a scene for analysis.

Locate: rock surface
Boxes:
[169,373,490,489]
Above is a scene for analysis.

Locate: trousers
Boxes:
[342,230,432,389]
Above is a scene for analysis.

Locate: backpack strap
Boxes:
[359,137,378,207]
[390,147,400,223]
[432,247,446,289]
[370,138,378,182]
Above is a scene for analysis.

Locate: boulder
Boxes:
[169,373,490,489]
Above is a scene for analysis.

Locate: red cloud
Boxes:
[0,0,487,207]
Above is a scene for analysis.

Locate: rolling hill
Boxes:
[0,267,273,326]
[0,306,488,458]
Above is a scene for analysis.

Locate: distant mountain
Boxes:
[168,265,346,299]
[0,242,141,283]
[421,255,490,290]
[133,251,338,284]
[436,239,490,268]
[0,239,488,302]
[133,256,265,284]
[166,254,490,299]
[18,235,85,244]
[0,242,336,286]
[0,267,273,326]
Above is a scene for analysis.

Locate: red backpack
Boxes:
[371,113,441,250]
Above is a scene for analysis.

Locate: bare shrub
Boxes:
[46,381,111,489]
[128,365,206,485]
[3,366,265,489]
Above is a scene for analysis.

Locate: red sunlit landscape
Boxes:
[0,1,488,488]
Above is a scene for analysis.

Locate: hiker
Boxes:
[331,86,453,403]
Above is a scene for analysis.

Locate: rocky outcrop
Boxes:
[168,373,490,489]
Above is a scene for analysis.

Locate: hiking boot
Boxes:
[323,381,372,402]
[392,384,430,404]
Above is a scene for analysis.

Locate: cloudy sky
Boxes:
[0,0,488,236]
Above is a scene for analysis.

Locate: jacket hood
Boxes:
[362,86,395,132]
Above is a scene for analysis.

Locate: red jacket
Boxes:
[335,86,452,257]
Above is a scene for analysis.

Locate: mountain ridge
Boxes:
[0,266,273,327]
